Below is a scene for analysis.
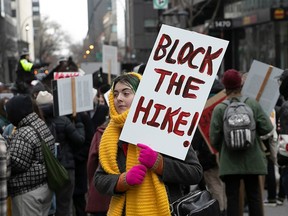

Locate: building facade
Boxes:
[0,0,18,83]
[161,0,288,74]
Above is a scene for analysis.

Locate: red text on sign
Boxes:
[153,34,223,76]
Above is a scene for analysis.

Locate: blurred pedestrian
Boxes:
[36,90,86,216]
[86,119,110,216]
[71,111,94,216]
[276,69,288,199]
[0,134,10,216]
[15,49,48,94]
[5,95,54,216]
[0,97,10,134]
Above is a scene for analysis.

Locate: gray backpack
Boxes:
[222,97,256,150]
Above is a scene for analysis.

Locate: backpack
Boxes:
[222,97,256,150]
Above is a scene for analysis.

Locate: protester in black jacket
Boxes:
[70,111,94,216]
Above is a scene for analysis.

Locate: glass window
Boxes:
[144,19,158,32]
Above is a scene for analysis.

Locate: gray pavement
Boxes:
[243,193,288,216]
[244,200,287,216]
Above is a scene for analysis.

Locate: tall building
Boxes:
[14,0,35,61]
[0,0,18,83]
[161,0,288,73]
[84,0,159,72]
[125,0,159,65]
[85,0,110,62]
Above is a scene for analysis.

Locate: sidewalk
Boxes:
[244,199,287,216]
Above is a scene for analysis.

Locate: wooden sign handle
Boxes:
[108,59,111,85]
[256,65,273,101]
[71,77,76,118]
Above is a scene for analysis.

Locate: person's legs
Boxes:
[73,194,87,216]
[278,167,286,204]
[222,175,241,216]
[281,166,288,197]
[264,157,277,205]
[204,166,227,211]
[73,161,88,216]
[55,169,75,216]
[12,184,53,216]
[243,175,264,216]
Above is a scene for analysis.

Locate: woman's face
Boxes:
[113,82,135,114]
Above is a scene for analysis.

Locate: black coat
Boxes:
[39,103,85,169]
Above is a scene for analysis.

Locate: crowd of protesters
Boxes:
[0,48,288,216]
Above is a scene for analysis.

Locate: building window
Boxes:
[144,19,158,33]
[33,6,39,12]
[11,9,16,17]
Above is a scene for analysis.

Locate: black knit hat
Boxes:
[280,76,288,100]
[5,95,34,126]
[277,69,288,82]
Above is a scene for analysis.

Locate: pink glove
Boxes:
[137,143,158,169]
[125,164,147,186]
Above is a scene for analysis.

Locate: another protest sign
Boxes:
[241,60,283,116]
[198,90,227,154]
[120,24,229,160]
[52,74,94,116]
[102,45,119,84]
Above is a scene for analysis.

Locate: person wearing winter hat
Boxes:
[94,72,202,216]
[210,69,274,216]
[36,91,54,105]
[36,91,86,216]
[5,95,54,216]
[221,69,243,92]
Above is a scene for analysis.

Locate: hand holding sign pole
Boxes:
[120,24,229,160]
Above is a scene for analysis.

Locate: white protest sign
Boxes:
[241,60,283,116]
[0,93,13,100]
[102,45,119,76]
[52,74,94,116]
[120,24,229,160]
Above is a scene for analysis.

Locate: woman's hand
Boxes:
[125,164,147,186]
[137,143,159,169]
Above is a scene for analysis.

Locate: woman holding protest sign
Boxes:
[94,72,202,215]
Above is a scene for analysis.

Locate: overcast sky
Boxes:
[39,0,88,43]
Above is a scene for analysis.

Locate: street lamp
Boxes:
[25,23,30,50]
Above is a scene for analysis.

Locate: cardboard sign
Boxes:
[198,90,227,154]
[241,60,283,116]
[120,24,229,160]
[102,45,119,78]
[52,74,94,116]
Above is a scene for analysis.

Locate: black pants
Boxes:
[281,166,288,197]
[73,194,87,216]
[222,174,263,216]
[266,157,276,200]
